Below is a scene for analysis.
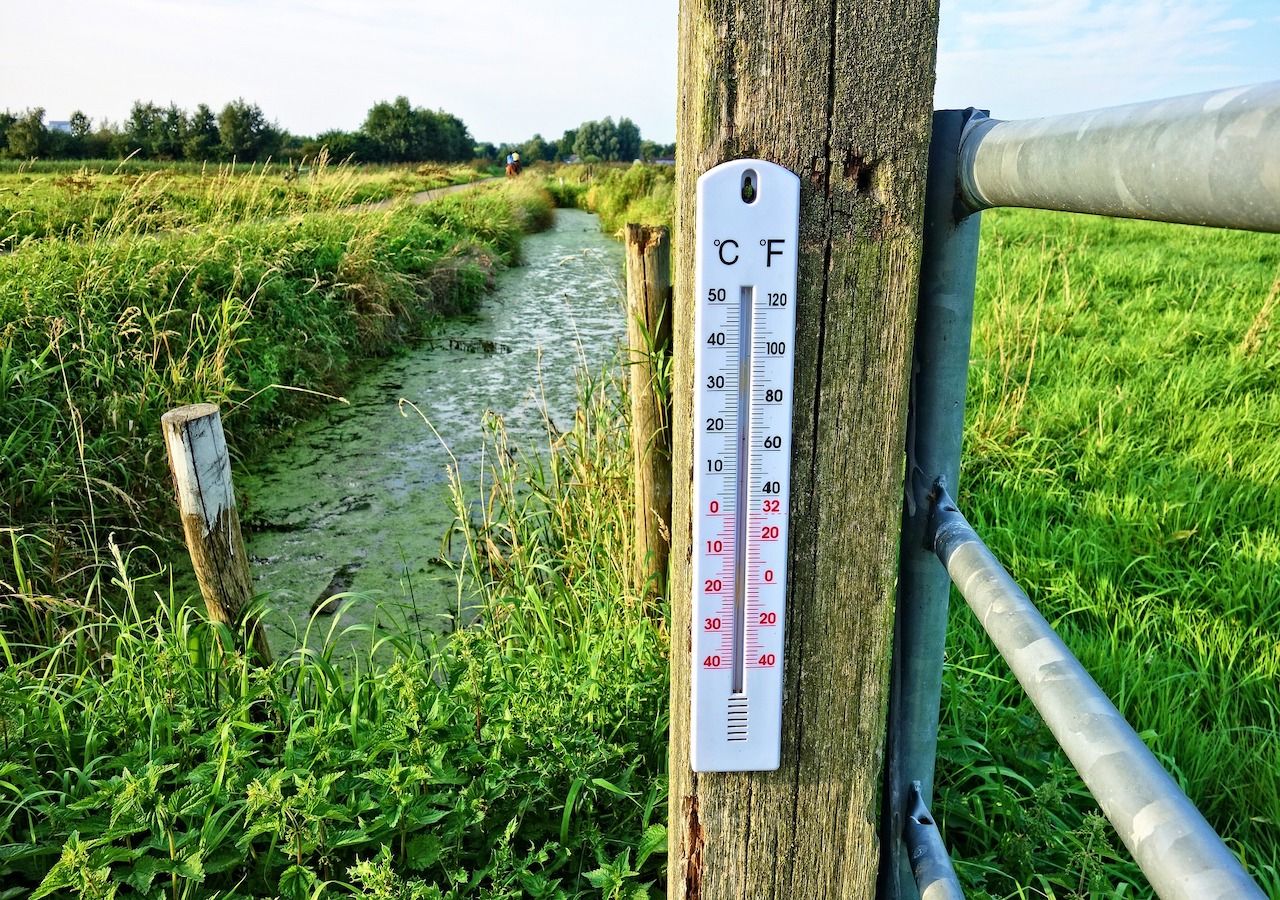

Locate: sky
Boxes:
[2,0,1278,145]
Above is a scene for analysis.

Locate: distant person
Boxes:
[505,151,522,178]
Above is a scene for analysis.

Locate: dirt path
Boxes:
[358,175,504,212]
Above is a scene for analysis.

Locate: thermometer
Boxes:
[691,159,800,772]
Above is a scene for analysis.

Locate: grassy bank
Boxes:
[0,373,668,897]
[0,160,485,250]
[540,164,673,235]
[1,179,554,642]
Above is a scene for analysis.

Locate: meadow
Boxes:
[0,159,486,250]
[938,209,1280,896]
[0,161,1277,897]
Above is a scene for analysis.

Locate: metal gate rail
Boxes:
[882,81,1280,900]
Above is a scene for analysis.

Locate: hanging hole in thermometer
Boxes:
[691,159,800,772]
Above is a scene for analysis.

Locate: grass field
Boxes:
[939,208,1280,897]
[0,166,1277,897]
[0,159,486,250]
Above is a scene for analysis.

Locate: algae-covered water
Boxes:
[239,209,624,645]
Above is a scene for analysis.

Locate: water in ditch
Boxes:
[237,208,624,648]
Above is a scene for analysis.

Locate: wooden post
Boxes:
[668,2,939,898]
[625,224,674,598]
[161,403,272,665]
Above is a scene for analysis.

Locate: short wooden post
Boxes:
[625,224,674,597]
[161,403,272,665]
[668,1,940,897]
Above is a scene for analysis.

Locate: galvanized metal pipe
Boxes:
[881,107,984,900]
[959,81,1280,232]
[903,781,966,900]
[928,485,1265,900]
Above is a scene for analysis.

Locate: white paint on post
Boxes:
[163,403,234,538]
[162,402,270,665]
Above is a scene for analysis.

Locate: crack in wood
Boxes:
[685,793,704,899]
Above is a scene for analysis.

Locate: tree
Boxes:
[0,112,17,157]
[431,110,472,161]
[154,104,186,159]
[84,125,116,159]
[574,117,623,162]
[184,104,220,161]
[218,99,273,161]
[69,111,92,140]
[308,129,369,162]
[638,140,675,162]
[258,124,286,161]
[617,117,641,162]
[573,120,601,161]
[555,128,577,161]
[363,96,416,162]
[124,101,163,156]
[362,98,473,162]
[99,120,131,159]
[59,112,93,158]
[6,108,48,158]
[520,133,550,164]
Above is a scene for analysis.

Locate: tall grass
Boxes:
[0,158,482,250]
[936,209,1280,897]
[538,164,673,235]
[0,371,668,897]
[0,180,555,644]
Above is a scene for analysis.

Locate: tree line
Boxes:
[1,101,673,166]
[2,101,284,162]
[484,117,675,165]
[0,97,473,164]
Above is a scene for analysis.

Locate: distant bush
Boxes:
[539,163,673,234]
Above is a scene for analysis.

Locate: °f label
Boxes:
[691,159,799,772]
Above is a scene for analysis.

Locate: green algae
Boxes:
[238,209,625,648]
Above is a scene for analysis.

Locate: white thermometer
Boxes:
[690,159,800,772]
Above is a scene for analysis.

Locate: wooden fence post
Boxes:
[668,2,939,898]
[162,403,272,665]
[625,224,673,598]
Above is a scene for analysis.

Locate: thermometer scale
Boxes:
[691,159,800,772]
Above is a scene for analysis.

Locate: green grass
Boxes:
[936,209,1280,898]
[0,179,554,641]
[0,160,485,250]
[537,164,673,235]
[0,373,668,898]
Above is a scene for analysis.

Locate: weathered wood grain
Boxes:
[669,1,939,896]
[625,224,674,599]
[162,403,272,666]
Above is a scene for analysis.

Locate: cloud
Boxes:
[936,0,1271,118]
